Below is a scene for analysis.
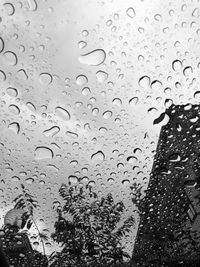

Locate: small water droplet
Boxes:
[0,37,4,53]
[151,80,162,90]
[92,108,99,116]
[78,41,87,49]
[3,51,18,65]
[6,87,18,97]
[11,176,20,182]
[112,98,122,106]
[39,72,53,85]
[66,131,78,138]
[138,76,150,88]
[34,146,53,160]
[8,122,20,134]
[27,0,37,11]
[183,66,193,76]
[194,91,200,101]
[82,87,91,96]
[68,175,78,185]
[76,75,88,86]
[96,70,108,83]
[126,7,136,18]
[3,3,15,16]
[91,150,105,161]
[172,60,182,71]
[55,106,70,121]
[25,177,34,184]
[79,49,106,66]
[26,102,36,112]
[0,70,6,81]
[17,69,28,80]
[129,97,138,106]
[8,104,20,115]
[102,110,112,119]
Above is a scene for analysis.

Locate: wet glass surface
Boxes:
[0,0,200,266]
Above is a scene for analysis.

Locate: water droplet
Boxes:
[76,75,88,86]
[39,72,53,85]
[96,70,108,83]
[79,49,106,66]
[26,102,36,112]
[91,150,105,161]
[127,156,137,163]
[34,146,53,160]
[43,126,60,137]
[129,97,138,106]
[6,87,18,97]
[0,70,6,81]
[3,3,15,16]
[78,41,87,49]
[68,175,78,185]
[183,66,193,76]
[172,60,182,71]
[122,179,130,186]
[55,106,70,121]
[8,122,20,134]
[17,69,28,80]
[112,98,122,106]
[151,80,162,90]
[102,110,112,119]
[66,131,78,138]
[92,108,99,116]
[8,104,20,115]
[138,76,150,88]
[126,7,136,18]
[0,37,4,53]
[25,177,34,184]
[82,87,91,96]
[11,176,20,182]
[27,0,37,11]
[3,51,17,65]
[194,91,200,101]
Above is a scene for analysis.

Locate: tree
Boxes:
[49,183,135,267]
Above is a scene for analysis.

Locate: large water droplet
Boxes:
[138,76,150,88]
[34,146,53,160]
[79,49,106,66]
[6,87,18,97]
[8,122,20,134]
[91,150,105,161]
[55,106,70,121]
[43,126,60,137]
[96,70,108,83]
[126,7,136,18]
[3,51,18,65]
[76,75,88,86]
[102,110,112,119]
[39,72,53,85]
[0,37,4,53]
[3,3,15,16]
[8,104,20,115]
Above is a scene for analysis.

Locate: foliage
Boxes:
[50,183,135,267]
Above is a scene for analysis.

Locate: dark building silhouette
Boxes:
[132,104,200,266]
